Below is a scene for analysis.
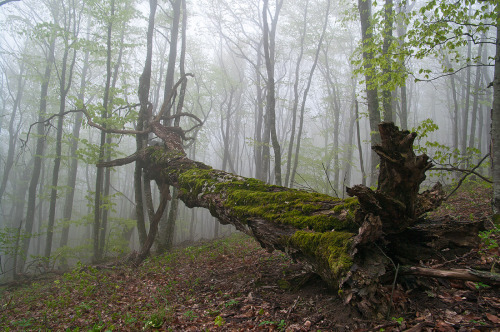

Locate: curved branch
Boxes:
[0,0,20,7]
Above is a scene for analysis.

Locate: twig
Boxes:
[443,153,490,200]
[0,0,20,7]
[21,109,82,147]
[286,296,300,320]
[387,263,400,320]
[321,163,338,197]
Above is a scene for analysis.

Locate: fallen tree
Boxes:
[95,117,485,318]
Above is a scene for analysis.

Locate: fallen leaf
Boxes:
[486,313,500,324]
[435,320,455,332]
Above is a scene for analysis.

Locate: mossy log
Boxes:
[99,122,483,318]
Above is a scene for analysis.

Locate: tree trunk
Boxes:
[45,15,78,262]
[97,120,482,318]
[355,101,367,186]
[262,0,283,186]
[0,61,25,204]
[492,4,500,217]
[20,28,57,272]
[59,24,91,264]
[284,0,308,188]
[358,0,381,187]
[93,0,115,263]
[289,0,330,188]
[381,0,394,122]
[135,0,157,247]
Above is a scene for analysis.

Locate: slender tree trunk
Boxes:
[98,25,126,259]
[381,0,394,122]
[157,0,187,254]
[461,23,473,157]
[161,0,181,125]
[59,25,91,260]
[20,30,57,272]
[358,0,381,186]
[355,100,366,186]
[135,0,157,247]
[93,0,115,263]
[254,40,265,181]
[284,0,308,188]
[491,5,500,217]
[262,0,283,186]
[290,0,330,188]
[468,39,484,161]
[0,62,25,204]
[45,17,78,262]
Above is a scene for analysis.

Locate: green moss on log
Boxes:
[178,169,359,233]
[288,231,354,280]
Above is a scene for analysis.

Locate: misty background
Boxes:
[0,0,493,280]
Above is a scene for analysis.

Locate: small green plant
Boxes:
[479,223,500,270]
[183,310,197,321]
[259,319,286,331]
[144,312,164,329]
[12,318,33,328]
[474,282,490,290]
[88,322,105,332]
[391,316,404,325]
[124,313,137,325]
[224,299,239,308]
[214,315,225,327]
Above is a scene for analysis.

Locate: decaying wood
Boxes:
[400,266,500,286]
[98,121,485,318]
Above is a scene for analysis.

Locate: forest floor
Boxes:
[0,185,499,331]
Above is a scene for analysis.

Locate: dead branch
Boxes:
[442,153,491,200]
[400,266,500,286]
[431,153,492,185]
[0,0,20,7]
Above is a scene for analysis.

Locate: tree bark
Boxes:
[492,4,500,217]
[381,0,394,122]
[93,0,115,263]
[20,26,57,272]
[262,0,283,186]
[59,22,91,264]
[358,0,382,187]
[45,3,79,262]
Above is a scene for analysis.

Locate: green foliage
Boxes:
[183,310,197,321]
[259,319,286,331]
[391,316,404,325]
[0,227,31,256]
[405,0,495,80]
[214,315,225,327]
[224,299,239,308]
[479,223,500,269]
[411,119,486,182]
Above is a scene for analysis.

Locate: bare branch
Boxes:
[434,153,491,200]
[0,0,20,7]
[400,266,500,286]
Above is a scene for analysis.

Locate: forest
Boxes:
[0,0,499,330]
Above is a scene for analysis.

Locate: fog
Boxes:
[0,0,494,280]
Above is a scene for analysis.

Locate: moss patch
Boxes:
[288,231,354,280]
[178,169,359,233]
